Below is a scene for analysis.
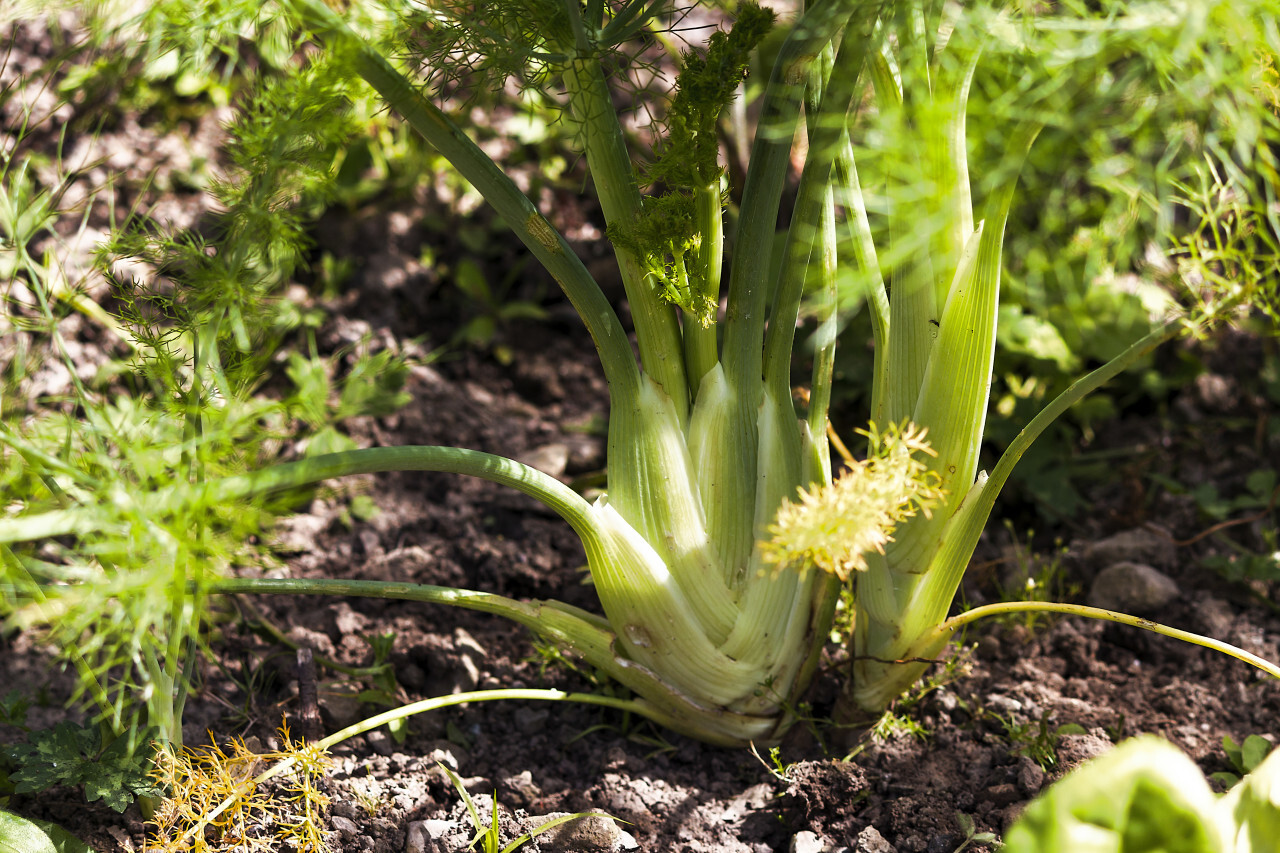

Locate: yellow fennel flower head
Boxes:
[763,422,946,581]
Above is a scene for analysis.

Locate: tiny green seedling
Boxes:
[1211,734,1277,789]
[749,742,795,784]
[953,812,1000,853]
[438,762,617,853]
[998,714,1087,773]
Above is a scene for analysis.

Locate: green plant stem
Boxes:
[806,188,838,478]
[210,575,612,643]
[833,135,890,424]
[0,446,591,544]
[762,14,870,408]
[721,0,853,394]
[684,182,722,390]
[928,601,1280,681]
[207,573,786,745]
[561,56,689,419]
[847,316,1189,714]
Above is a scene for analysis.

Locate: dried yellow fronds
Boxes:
[762,422,945,581]
[145,721,331,853]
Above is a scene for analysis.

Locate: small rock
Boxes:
[398,661,427,690]
[1195,372,1236,412]
[985,694,1023,717]
[425,742,466,771]
[502,769,542,808]
[514,706,549,734]
[273,513,330,553]
[288,625,337,659]
[320,682,366,730]
[405,820,453,853]
[791,831,831,853]
[105,827,136,853]
[366,728,395,756]
[1087,562,1180,614]
[332,601,370,636]
[449,627,486,693]
[1083,528,1176,571]
[1016,755,1046,795]
[1055,730,1113,773]
[533,812,638,852]
[1193,596,1234,639]
[404,821,430,853]
[982,783,1020,807]
[722,782,772,822]
[602,745,628,771]
[331,815,359,838]
[856,826,896,853]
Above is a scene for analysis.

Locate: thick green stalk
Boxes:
[873,46,941,428]
[923,35,979,310]
[851,120,1041,712]
[722,0,857,393]
[846,317,1185,714]
[561,56,689,419]
[833,136,890,425]
[684,183,723,391]
[708,0,862,577]
[762,16,872,405]
[806,188,838,481]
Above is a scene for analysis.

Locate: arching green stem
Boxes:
[183,688,654,845]
[938,602,1280,681]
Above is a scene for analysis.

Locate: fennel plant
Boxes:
[3,0,1279,758]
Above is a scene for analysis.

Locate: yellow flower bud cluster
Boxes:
[763,422,945,581]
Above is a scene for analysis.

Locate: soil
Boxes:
[3,10,1280,853]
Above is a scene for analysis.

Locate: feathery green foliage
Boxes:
[0,10,411,804]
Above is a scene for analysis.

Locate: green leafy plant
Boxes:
[953,812,1000,853]
[1004,735,1280,852]
[0,17,412,809]
[6,721,162,813]
[1212,735,1278,789]
[999,713,1088,773]
[451,257,551,365]
[3,0,1280,770]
